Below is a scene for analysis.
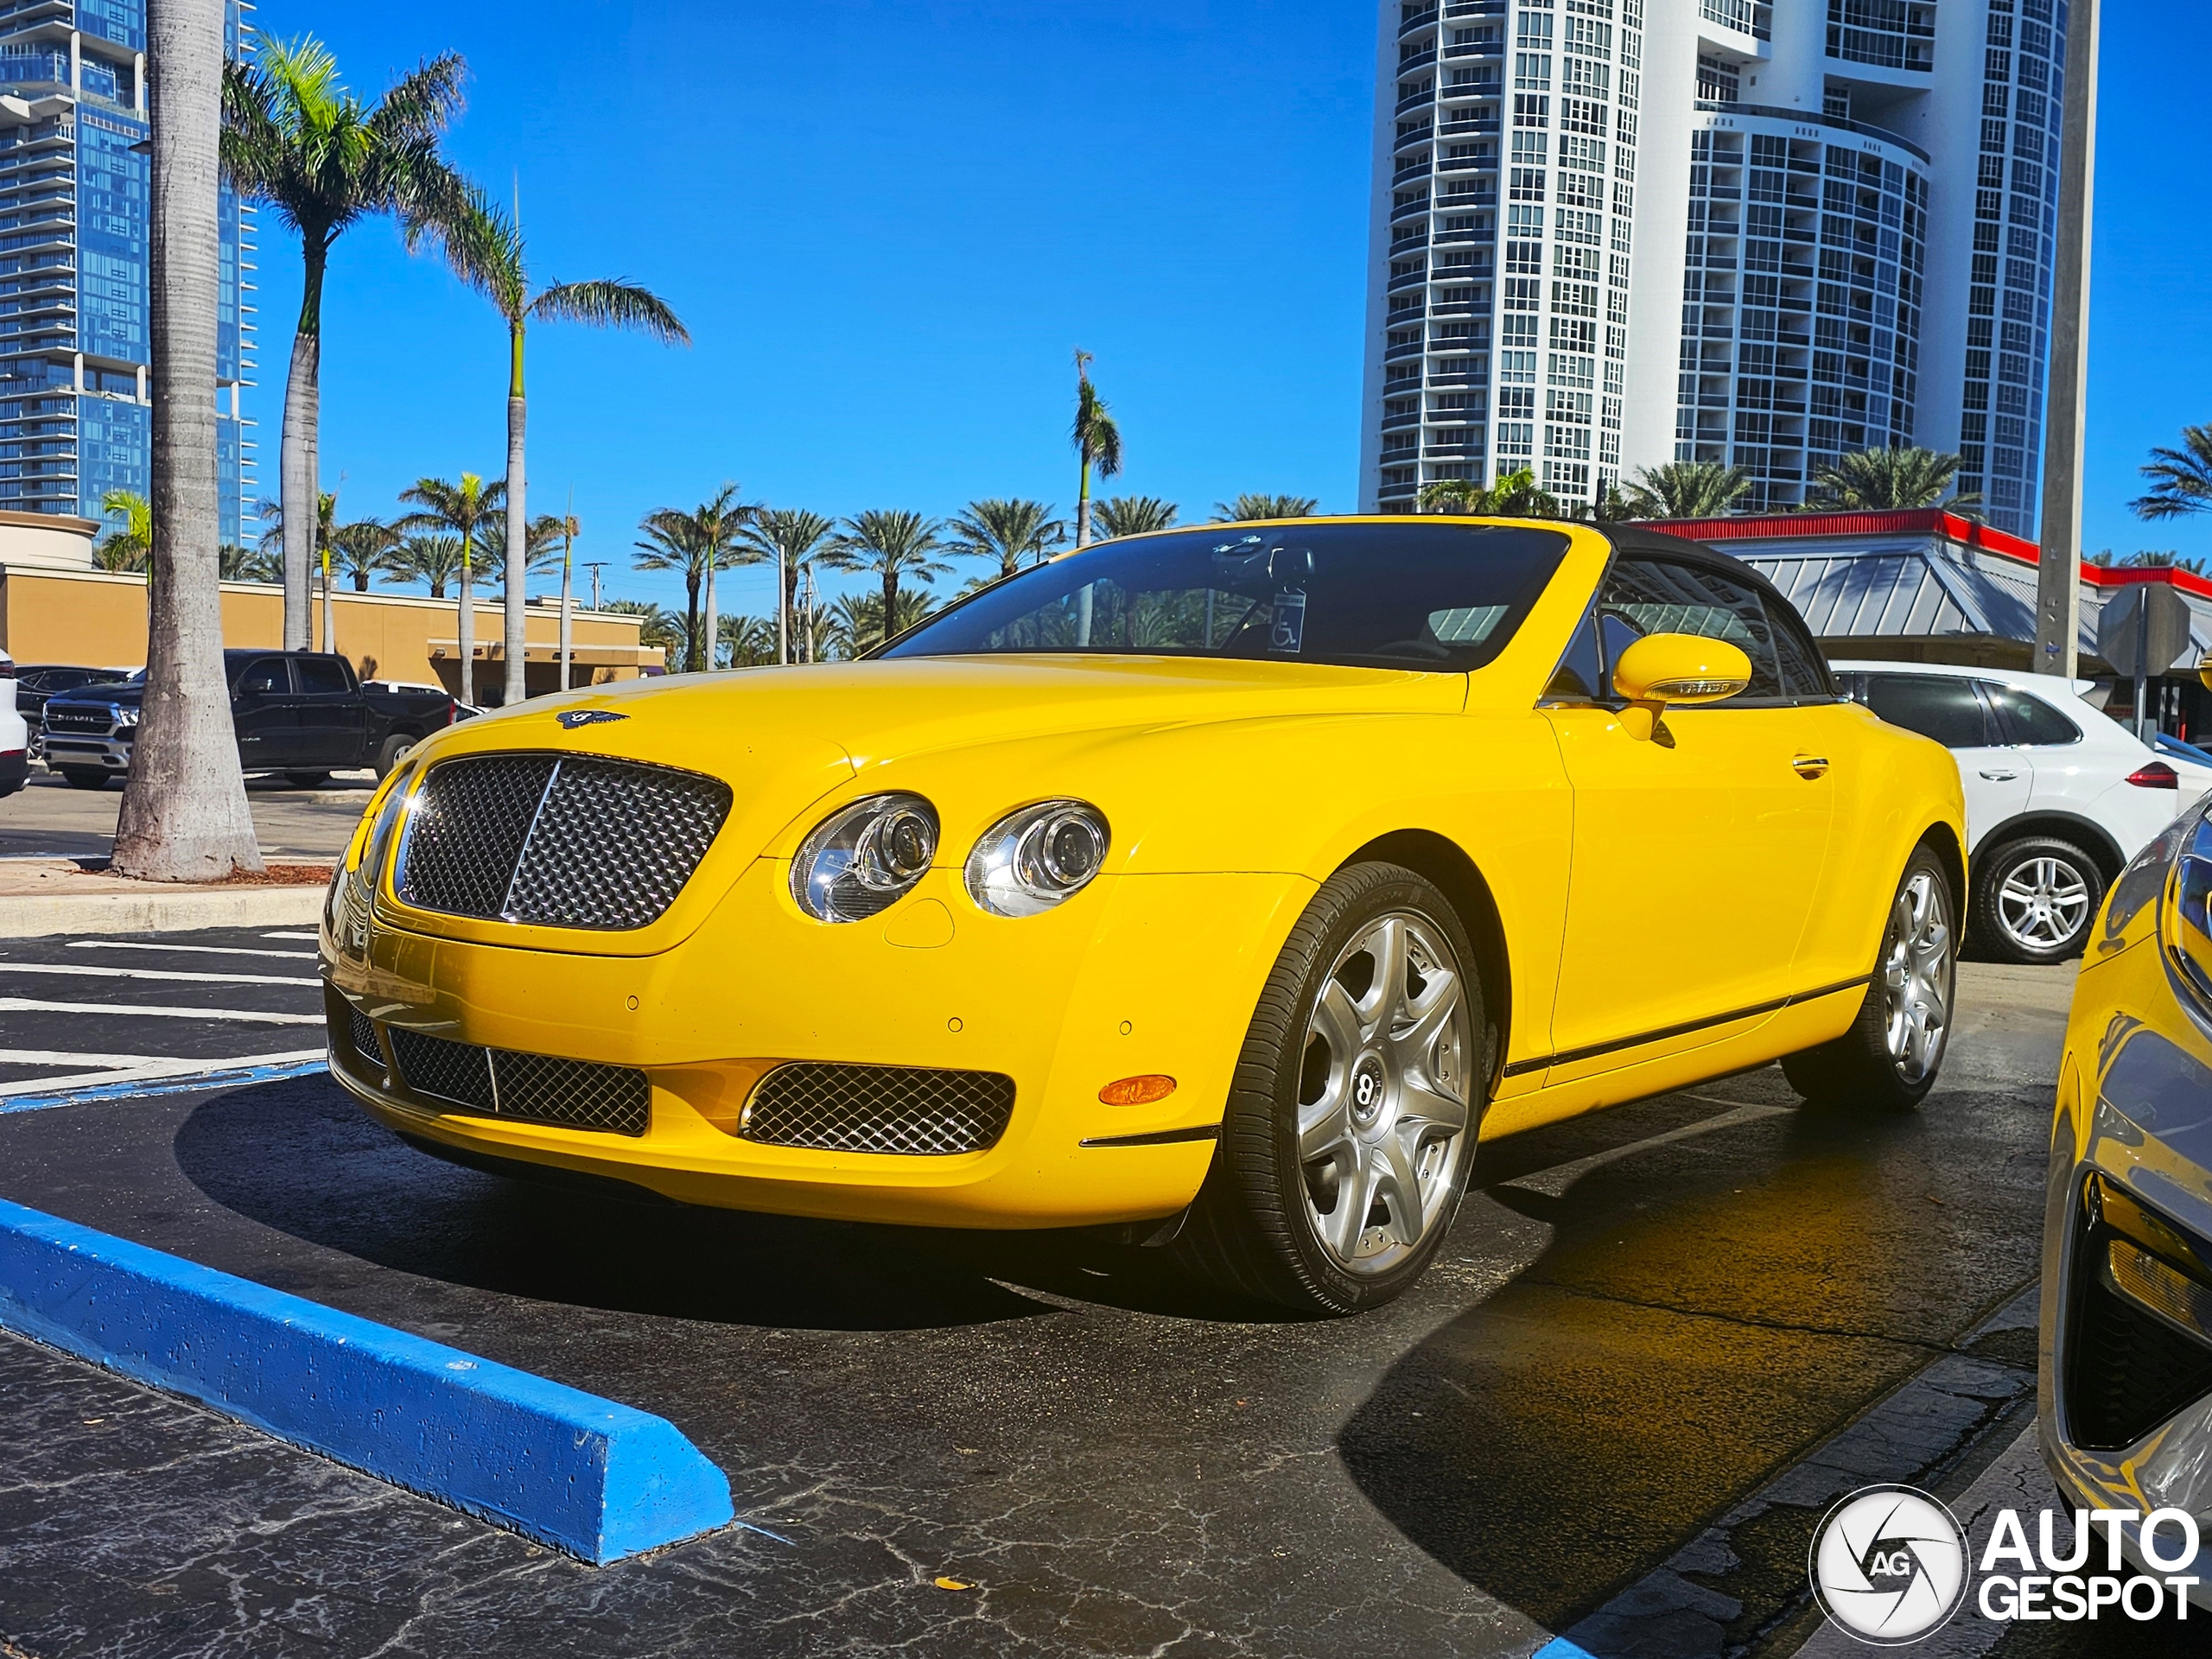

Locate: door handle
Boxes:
[1978,767,2019,781]
[1791,754,1830,779]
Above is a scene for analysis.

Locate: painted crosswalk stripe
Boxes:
[0,997,322,1026]
[0,1049,328,1097]
[0,961,320,988]
[67,940,318,962]
[0,1048,176,1068]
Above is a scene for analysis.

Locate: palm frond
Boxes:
[2131,426,2212,522]
[1210,493,1319,522]
[529,280,690,346]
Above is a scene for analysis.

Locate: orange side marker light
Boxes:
[1098,1075,1176,1106]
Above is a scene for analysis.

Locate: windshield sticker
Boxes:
[1269,591,1307,654]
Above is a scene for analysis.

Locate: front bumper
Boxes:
[324,856,1313,1228]
[2042,927,2212,1605]
[41,730,131,772]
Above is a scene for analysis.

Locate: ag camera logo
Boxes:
[1809,1484,1970,1645]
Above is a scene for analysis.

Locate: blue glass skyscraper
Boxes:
[0,0,254,545]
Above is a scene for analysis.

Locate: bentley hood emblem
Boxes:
[556,709,629,728]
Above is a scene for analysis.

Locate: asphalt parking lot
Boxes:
[0,927,2155,1658]
[0,768,372,861]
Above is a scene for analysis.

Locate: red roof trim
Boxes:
[1648,508,2212,602]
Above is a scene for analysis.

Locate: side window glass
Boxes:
[1769,607,1834,699]
[1863,674,1990,748]
[1543,609,1605,701]
[238,658,290,696]
[1595,557,1785,699]
[296,658,349,695]
[1982,682,2082,747]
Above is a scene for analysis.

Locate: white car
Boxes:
[0,652,26,797]
[1831,660,2212,963]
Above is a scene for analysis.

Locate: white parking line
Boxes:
[263,931,319,941]
[0,961,320,988]
[67,940,318,962]
[0,1048,175,1067]
[0,1049,327,1097]
[0,997,322,1025]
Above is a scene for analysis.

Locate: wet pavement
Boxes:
[0,958,2079,1656]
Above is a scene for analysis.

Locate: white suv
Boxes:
[1832,660,2212,963]
[0,651,25,798]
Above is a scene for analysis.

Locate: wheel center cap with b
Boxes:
[1349,1052,1390,1129]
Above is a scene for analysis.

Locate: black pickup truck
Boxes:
[41,651,463,789]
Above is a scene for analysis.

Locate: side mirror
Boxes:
[1611,632,1752,741]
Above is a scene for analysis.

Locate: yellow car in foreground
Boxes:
[321,518,1965,1313]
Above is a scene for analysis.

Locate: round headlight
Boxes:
[965,800,1111,918]
[791,792,939,922]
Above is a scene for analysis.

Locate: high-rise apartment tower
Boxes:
[1361,0,2069,539]
[0,0,255,545]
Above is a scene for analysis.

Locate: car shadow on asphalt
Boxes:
[171,1077,1287,1332]
[1336,1092,2031,1649]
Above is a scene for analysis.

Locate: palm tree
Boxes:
[543,507,582,690]
[2130,425,2212,522]
[413,188,690,703]
[717,613,779,667]
[388,533,464,598]
[826,510,951,650]
[631,487,753,671]
[222,36,469,652]
[114,0,261,880]
[1416,479,1482,514]
[94,489,152,572]
[1618,461,1753,519]
[397,473,505,702]
[946,499,1065,583]
[1211,493,1319,522]
[734,507,837,664]
[1807,446,1974,510]
[1093,496,1179,539]
[220,542,283,582]
[1418,470,1563,518]
[329,515,399,591]
[1071,350,1122,549]
[834,588,938,655]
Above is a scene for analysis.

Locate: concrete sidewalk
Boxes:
[0,859,326,938]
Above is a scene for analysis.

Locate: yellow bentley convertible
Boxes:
[321,518,1966,1313]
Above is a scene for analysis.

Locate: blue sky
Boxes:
[254,0,2209,623]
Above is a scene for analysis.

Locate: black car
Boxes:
[41,651,464,789]
[12,664,135,761]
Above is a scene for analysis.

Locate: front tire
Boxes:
[1175,862,1486,1315]
[1972,836,2104,964]
[1783,844,1957,1111]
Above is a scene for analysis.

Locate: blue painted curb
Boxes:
[0,1057,329,1116]
[1532,1641,1600,1659]
[0,1197,734,1562]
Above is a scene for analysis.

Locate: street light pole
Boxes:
[2034,0,2099,683]
[582,561,607,612]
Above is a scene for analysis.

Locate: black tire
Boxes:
[374,733,417,779]
[1173,861,1489,1316]
[1783,842,1957,1112]
[1969,835,2106,965]
[284,770,330,789]
[59,768,109,791]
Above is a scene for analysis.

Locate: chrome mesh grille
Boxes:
[347,1007,381,1072]
[387,1027,650,1137]
[397,753,730,931]
[741,1063,1015,1155]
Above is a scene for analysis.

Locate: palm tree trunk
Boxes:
[702,556,718,672]
[279,242,324,652]
[557,529,574,691]
[777,548,789,665]
[503,324,528,705]
[114,0,262,880]
[1075,454,1091,550]
[320,545,334,654]
[684,570,701,672]
[458,540,474,706]
[882,569,897,650]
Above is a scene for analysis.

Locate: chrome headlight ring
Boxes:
[792,792,939,922]
[965,799,1111,918]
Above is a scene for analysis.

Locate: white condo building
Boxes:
[1359,0,2071,538]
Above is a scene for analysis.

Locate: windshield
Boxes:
[880,522,1573,672]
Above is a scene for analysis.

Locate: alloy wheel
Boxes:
[1994,855,2092,952]
[1295,910,1473,1276]
[1880,869,1955,1084]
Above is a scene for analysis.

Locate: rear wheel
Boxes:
[374,733,418,779]
[283,770,330,789]
[1973,836,2104,964]
[1783,844,1957,1111]
[59,768,108,790]
[1175,862,1485,1315]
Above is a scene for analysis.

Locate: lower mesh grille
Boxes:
[387,1027,648,1137]
[348,1007,382,1073]
[741,1063,1015,1155]
[2065,1205,2212,1451]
